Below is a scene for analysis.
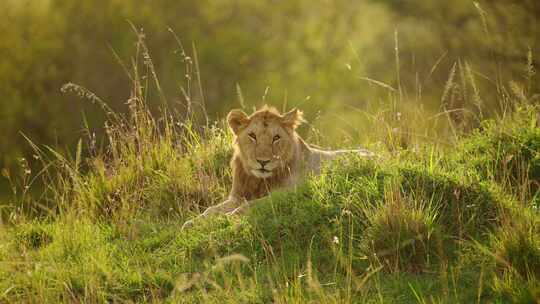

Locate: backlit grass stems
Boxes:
[1,27,539,303]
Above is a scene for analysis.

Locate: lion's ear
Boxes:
[281,108,305,129]
[227,109,249,135]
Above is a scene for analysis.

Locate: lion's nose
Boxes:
[257,159,271,168]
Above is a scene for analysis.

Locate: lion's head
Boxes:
[227,106,305,179]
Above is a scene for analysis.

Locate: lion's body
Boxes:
[228,136,329,201]
[182,106,372,228]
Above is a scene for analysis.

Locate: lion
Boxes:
[182,106,372,229]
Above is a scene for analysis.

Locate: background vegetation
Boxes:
[1,0,539,302]
[2,0,539,171]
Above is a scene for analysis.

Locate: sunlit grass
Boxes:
[1,26,539,303]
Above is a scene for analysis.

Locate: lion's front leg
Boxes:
[226,197,266,216]
[226,203,250,216]
[201,198,241,216]
[181,198,241,230]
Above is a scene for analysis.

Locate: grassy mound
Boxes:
[0,152,520,302]
[455,106,540,205]
[1,97,539,302]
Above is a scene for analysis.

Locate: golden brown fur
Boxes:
[182,106,372,229]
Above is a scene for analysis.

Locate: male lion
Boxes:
[182,106,372,229]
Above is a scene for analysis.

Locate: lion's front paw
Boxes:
[225,209,238,216]
[181,219,195,231]
[226,205,247,216]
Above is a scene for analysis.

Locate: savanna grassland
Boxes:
[1,1,540,303]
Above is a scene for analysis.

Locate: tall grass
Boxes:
[1,26,539,303]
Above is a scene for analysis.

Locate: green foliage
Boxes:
[361,196,441,273]
[493,222,540,278]
[1,4,540,300]
[1,112,539,302]
[2,0,539,171]
[456,105,540,204]
[398,164,504,238]
[70,125,233,220]
[14,222,53,250]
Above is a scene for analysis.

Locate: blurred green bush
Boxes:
[1,0,538,176]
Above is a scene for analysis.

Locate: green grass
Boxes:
[2,108,539,302]
[1,34,539,303]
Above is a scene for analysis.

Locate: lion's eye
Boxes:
[248,132,257,141]
[273,135,281,142]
